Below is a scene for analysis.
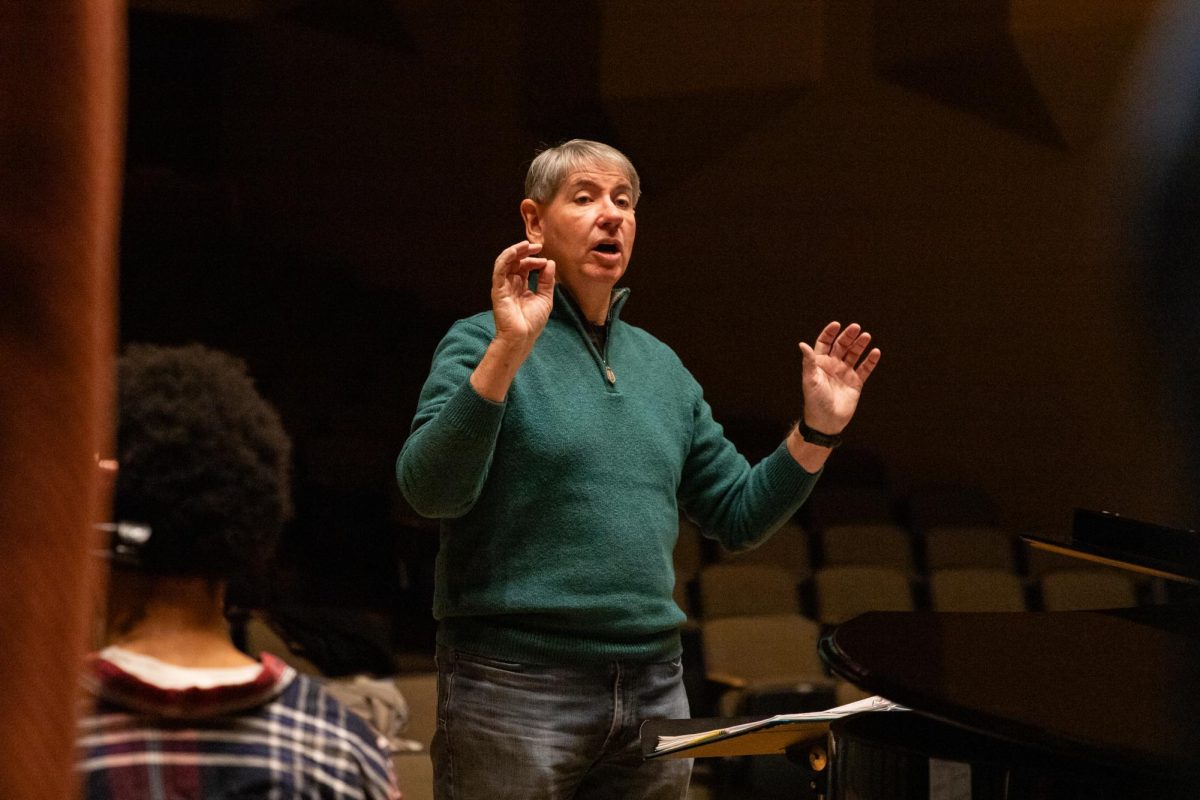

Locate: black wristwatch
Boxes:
[798,419,843,449]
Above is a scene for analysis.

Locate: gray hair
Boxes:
[524,139,641,206]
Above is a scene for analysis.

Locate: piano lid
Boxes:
[820,606,1200,783]
[1023,507,1200,584]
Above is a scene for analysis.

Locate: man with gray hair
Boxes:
[397,139,880,799]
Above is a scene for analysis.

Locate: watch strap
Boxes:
[798,419,843,449]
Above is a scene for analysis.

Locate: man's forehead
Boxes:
[561,165,633,192]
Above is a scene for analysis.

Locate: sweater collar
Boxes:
[552,284,630,330]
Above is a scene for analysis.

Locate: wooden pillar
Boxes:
[0,3,123,798]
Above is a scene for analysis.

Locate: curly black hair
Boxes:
[113,344,293,579]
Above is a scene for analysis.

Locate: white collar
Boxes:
[99,645,264,690]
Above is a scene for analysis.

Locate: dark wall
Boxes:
[120,1,1191,611]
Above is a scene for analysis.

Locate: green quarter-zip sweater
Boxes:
[396,285,820,665]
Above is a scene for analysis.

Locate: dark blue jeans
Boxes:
[432,646,692,799]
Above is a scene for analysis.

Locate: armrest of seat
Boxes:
[705,672,749,690]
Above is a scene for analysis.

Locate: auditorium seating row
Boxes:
[672,518,1156,623]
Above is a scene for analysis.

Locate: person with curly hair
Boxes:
[78,343,401,800]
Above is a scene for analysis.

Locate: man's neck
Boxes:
[561,280,612,325]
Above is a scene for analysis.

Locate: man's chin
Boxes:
[583,261,627,283]
[558,262,627,296]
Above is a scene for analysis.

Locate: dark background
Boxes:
[120,0,1194,643]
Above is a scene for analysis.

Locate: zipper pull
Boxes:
[605,365,617,385]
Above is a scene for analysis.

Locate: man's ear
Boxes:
[520,199,543,243]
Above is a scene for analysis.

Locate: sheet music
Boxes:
[653,695,906,752]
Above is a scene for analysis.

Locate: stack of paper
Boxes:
[651,695,906,758]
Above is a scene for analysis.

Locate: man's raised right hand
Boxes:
[491,240,556,350]
[470,241,556,402]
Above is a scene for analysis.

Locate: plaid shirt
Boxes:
[78,651,401,800]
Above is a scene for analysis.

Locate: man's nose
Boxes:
[596,197,623,227]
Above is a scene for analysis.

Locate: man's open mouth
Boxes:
[593,243,620,254]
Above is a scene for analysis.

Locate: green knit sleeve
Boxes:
[396,320,506,518]
[678,391,820,551]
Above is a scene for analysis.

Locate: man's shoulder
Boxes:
[455,309,496,332]
[429,312,495,359]
[619,318,666,343]
[617,318,687,363]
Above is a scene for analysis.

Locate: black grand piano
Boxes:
[645,509,1200,798]
[819,508,1200,799]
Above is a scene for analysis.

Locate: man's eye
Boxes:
[615,197,631,208]
[574,195,591,204]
